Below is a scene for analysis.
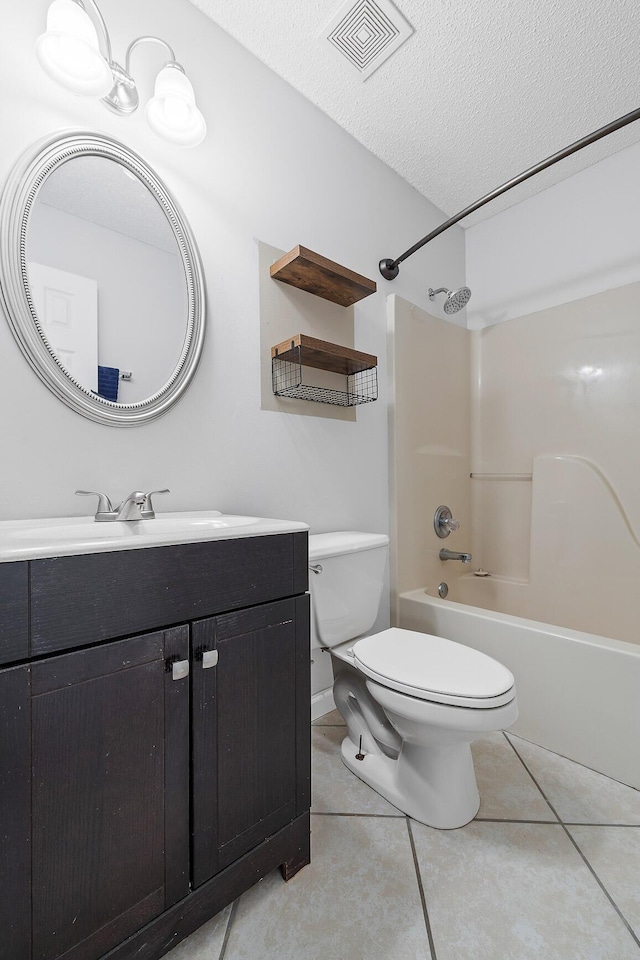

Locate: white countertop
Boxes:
[0,511,309,563]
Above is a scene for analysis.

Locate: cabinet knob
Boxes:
[169,658,190,681]
[202,650,218,669]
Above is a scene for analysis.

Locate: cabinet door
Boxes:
[191,595,310,887]
[0,664,30,960]
[30,628,190,960]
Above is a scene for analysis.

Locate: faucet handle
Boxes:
[434,505,460,538]
[76,489,115,520]
[141,488,170,520]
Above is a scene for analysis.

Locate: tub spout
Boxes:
[439,548,472,563]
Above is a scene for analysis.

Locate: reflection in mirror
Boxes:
[26,156,188,403]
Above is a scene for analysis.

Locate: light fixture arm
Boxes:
[103,36,187,116]
[70,0,112,63]
[68,5,183,116]
[379,104,640,281]
[124,36,178,75]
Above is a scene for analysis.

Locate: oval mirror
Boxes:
[0,132,205,425]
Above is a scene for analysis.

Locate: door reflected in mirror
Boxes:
[26,156,188,404]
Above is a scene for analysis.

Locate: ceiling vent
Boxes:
[322,0,413,81]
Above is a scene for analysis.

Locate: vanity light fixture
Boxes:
[36,0,207,147]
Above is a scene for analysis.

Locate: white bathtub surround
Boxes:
[399,589,640,789]
[527,454,640,643]
[388,296,471,621]
[389,281,640,797]
[448,452,640,645]
[470,280,640,628]
[391,283,640,649]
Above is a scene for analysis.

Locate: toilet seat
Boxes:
[352,628,516,709]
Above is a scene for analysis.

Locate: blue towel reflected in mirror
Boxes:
[96,365,119,402]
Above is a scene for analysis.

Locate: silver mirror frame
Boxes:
[0,131,206,426]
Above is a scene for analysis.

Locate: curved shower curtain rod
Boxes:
[379,105,640,281]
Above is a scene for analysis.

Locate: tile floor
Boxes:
[169,710,640,960]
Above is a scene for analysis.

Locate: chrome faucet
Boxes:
[439,548,472,563]
[76,488,169,521]
[115,491,147,521]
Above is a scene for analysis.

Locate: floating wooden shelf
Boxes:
[271,334,378,407]
[269,245,377,307]
[271,334,376,374]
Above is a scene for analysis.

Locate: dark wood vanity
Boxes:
[0,531,310,960]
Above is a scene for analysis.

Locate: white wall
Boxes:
[466,138,640,329]
[0,0,464,539]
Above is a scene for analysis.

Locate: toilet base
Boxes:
[340,734,480,829]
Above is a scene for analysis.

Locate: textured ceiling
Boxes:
[188,0,640,226]
[37,158,179,254]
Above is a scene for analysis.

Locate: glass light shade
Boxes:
[145,66,207,148]
[36,0,113,97]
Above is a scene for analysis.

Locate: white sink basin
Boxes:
[0,511,308,562]
[17,513,259,540]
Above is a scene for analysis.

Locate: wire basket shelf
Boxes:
[271,336,378,407]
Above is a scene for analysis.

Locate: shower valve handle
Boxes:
[434,505,460,539]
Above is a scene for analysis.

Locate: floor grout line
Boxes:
[311,810,640,828]
[505,734,574,823]
[311,810,404,819]
[309,724,640,956]
[563,827,640,950]
[406,817,438,960]
[217,899,239,960]
[563,821,640,828]
[474,817,565,824]
[507,736,640,951]
[502,731,560,821]
[313,732,639,827]
[506,733,640,793]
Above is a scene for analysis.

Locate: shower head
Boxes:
[428,285,472,315]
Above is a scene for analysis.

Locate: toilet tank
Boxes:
[308,532,389,649]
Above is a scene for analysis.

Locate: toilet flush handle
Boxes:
[309,563,323,574]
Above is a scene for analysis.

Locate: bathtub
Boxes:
[399,582,640,789]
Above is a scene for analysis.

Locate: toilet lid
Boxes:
[352,628,516,709]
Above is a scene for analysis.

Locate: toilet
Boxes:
[309,531,518,829]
